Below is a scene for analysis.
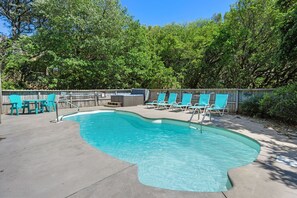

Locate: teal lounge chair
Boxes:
[8,94,29,115]
[146,92,166,108]
[157,93,178,109]
[172,93,192,111]
[206,94,229,120]
[41,94,56,112]
[189,94,210,118]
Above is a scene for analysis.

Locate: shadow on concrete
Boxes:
[202,114,297,190]
[209,115,297,144]
[257,139,297,189]
[257,160,297,189]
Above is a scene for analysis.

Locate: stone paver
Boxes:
[0,106,296,198]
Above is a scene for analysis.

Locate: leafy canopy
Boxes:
[1,0,296,89]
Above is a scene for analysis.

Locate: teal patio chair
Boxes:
[146,92,166,108]
[41,94,56,112]
[8,94,29,115]
[206,94,229,120]
[157,93,178,109]
[172,93,192,111]
[189,94,210,117]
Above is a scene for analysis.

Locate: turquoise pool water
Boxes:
[63,111,260,192]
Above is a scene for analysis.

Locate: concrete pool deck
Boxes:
[0,106,296,198]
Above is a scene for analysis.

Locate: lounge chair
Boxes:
[172,93,192,111]
[8,94,30,115]
[206,94,229,120]
[41,94,56,112]
[189,94,210,118]
[146,92,166,108]
[157,93,178,109]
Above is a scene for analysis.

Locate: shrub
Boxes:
[260,83,297,124]
[241,95,264,117]
[240,83,297,125]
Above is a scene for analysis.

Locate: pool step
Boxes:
[105,102,122,107]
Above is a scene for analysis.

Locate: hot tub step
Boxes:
[105,102,122,107]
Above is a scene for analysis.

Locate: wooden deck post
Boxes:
[94,91,98,106]
[235,89,239,113]
[70,92,73,108]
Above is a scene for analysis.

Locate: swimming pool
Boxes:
[63,110,260,192]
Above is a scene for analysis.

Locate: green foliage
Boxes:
[1,35,44,89]
[260,83,297,124]
[147,20,220,88]
[241,83,297,124]
[277,0,297,83]
[202,0,284,88]
[1,0,179,89]
[0,0,296,90]
[241,95,264,117]
[0,0,34,39]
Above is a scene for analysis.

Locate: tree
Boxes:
[27,0,178,89]
[276,0,297,85]
[147,20,220,88]
[0,0,34,39]
[1,0,296,90]
[202,0,282,88]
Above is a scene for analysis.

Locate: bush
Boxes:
[260,83,297,124]
[241,83,297,125]
[241,95,264,117]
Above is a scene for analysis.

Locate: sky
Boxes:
[0,19,9,36]
[120,0,236,26]
[0,0,236,36]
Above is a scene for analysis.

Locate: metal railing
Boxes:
[55,100,80,123]
[188,108,208,133]
[55,101,60,123]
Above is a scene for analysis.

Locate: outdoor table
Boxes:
[23,99,46,114]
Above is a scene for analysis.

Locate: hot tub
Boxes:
[111,94,144,107]
[110,89,149,107]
